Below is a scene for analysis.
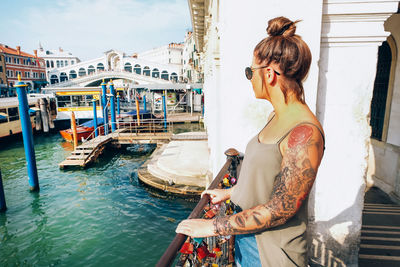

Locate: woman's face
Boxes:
[250,56,268,100]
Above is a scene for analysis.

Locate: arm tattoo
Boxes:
[215,125,322,236]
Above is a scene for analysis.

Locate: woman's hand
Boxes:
[175,219,217,238]
[201,188,233,204]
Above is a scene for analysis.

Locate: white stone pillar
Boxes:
[309,1,399,266]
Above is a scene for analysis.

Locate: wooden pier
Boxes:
[59,131,173,168]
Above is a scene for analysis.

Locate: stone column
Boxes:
[309,1,399,266]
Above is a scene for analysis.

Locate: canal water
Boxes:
[0,123,204,266]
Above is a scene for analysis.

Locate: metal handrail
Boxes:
[156,151,240,267]
[82,118,173,143]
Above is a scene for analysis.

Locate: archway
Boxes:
[60,72,68,82]
[78,68,86,77]
[152,68,159,78]
[134,64,141,74]
[97,63,105,71]
[161,70,169,80]
[143,66,150,76]
[50,74,59,84]
[170,72,178,82]
[69,70,77,79]
[88,65,95,75]
[124,62,132,72]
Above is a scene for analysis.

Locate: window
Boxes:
[65,60,68,66]
[60,61,64,67]
[0,109,7,123]
[13,58,17,64]
[88,65,95,75]
[46,60,50,68]
[56,95,71,107]
[51,61,54,68]
[78,68,86,77]
[56,60,60,68]
[71,60,75,65]
[8,107,19,122]
[134,64,141,75]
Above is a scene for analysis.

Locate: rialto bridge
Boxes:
[46,49,181,87]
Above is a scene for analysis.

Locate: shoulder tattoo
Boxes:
[288,125,313,148]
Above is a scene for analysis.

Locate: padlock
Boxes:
[179,242,194,254]
[230,177,237,185]
[223,177,230,187]
[213,247,223,257]
[212,264,219,267]
[196,244,210,261]
[205,208,217,219]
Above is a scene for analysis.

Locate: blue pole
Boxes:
[109,80,116,132]
[15,75,39,191]
[143,95,147,112]
[92,100,98,137]
[117,94,120,116]
[0,169,6,212]
[162,92,167,130]
[101,79,109,135]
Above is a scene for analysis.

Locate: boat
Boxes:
[0,95,55,139]
[59,117,105,142]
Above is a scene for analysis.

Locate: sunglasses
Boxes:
[245,66,280,80]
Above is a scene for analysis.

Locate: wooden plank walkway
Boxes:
[59,131,174,168]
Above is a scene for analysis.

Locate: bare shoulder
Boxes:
[280,119,325,166]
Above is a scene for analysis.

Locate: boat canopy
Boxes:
[80,117,105,128]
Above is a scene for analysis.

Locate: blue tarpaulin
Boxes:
[80,117,105,127]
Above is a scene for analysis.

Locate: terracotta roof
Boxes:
[0,44,36,58]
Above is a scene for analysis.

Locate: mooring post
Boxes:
[101,79,109,135]
[71,111,78,149]
[0,168,7,212]
[109,80,116,132]
[162,90,167,130]
[135,94,141,126]
[92,99,98,137]
[117,93,120,116]
[143,95,147,112]
[15,74,39,191]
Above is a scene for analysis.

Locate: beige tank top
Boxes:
[231,120,324,267]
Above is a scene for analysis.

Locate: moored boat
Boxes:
[59,117,105,142]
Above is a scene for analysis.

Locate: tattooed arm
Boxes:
[213,124,324,236]
[176,124,324,238]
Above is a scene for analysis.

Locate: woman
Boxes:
[176,16,325,267]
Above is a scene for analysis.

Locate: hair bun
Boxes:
[267,16,298,37]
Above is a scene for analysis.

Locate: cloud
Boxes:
[1,0,191,60]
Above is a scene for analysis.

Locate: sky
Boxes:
[0,0,192,61]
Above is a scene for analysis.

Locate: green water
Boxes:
[0,127,200,266]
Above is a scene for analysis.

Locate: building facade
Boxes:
[182,31,202,83]
[0,44,47,93]
[188,0,400,266]
[0,53,7,94]
[37,45,81,71]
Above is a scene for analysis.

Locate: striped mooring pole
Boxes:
[162,90,167,130]
[92,99,98,137]
[0,168,6,212]
[15,74,39,191]
[117,93,120,116]
[101,79,109,135]
[109,80,116,132]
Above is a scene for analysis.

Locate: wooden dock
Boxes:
[59,131,173,168]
